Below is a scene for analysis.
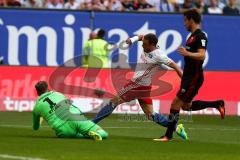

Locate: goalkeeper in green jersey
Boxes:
[32,81,108,141]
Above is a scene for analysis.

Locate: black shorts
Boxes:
[177,75,204,103]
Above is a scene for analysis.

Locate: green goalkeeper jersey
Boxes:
[32,91,85,131]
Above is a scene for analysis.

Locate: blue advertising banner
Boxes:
[0,9,240,70]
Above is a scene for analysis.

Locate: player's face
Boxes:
[142,38,151,53]
[184,16,191,31]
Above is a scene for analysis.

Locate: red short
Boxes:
[117,81,152,105]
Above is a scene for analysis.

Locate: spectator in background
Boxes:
[206,0,226,9]
[217,0,226,9]
[0,0,21,6]
[108,0,123,11]
[174,0,184,7]
[74,0,84,7]
[223,0,239,15]
[102,0,109,9]
[0,0,6,6]
[121,0,138,11]
[159,0,176,12]
[138,0,155,11]
[146,0,160,11]
[64,0,79,9]
[84,29,110,68]
[22,0,42,8]
[45,0,63,9]
[237,0,240,11]
[179,0,195,13]
[207,0,222,14]
[92,0,106,10]
[194,0,208,13]
[79,0,92,9]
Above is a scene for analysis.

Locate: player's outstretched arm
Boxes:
[32,105,41,130]
[126,35,144,45]
[167,61,183,78]
[33,112,40,130]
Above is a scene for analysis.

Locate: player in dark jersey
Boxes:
[155,9,225,142]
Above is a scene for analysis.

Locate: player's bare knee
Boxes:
[171,99,181,110]
[181,103,191,111]
[144,112,152,120]
[141,108,152,119]
[182,105,189,110]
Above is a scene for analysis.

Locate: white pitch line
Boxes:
[0,124,143,129]
[0,154,46,160]
[0,124,48,129]
[188,127,240,131]
[0,124,33,128]
[105,126,240,131]
[1,124,240,131]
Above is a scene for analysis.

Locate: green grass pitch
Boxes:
[0,112,240,160]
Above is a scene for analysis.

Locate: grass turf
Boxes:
[0,112,240,160]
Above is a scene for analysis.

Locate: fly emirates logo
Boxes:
[0,14,209,68]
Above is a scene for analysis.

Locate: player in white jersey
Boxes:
[132,41,181,86]
[92,33,188,140]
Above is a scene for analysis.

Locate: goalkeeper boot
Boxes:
[88,131,102,141]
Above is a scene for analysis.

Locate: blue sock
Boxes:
[92,102,116,123]
[151,112,169,128]
[151,113,177,130]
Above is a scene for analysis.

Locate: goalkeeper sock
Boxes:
[92,102,116,123]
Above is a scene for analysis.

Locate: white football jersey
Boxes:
[132,49,172,86]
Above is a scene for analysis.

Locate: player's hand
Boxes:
[40,117,43,125]
[138,35,144,41]
[177,46,190,57]
[126,38,132,45]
